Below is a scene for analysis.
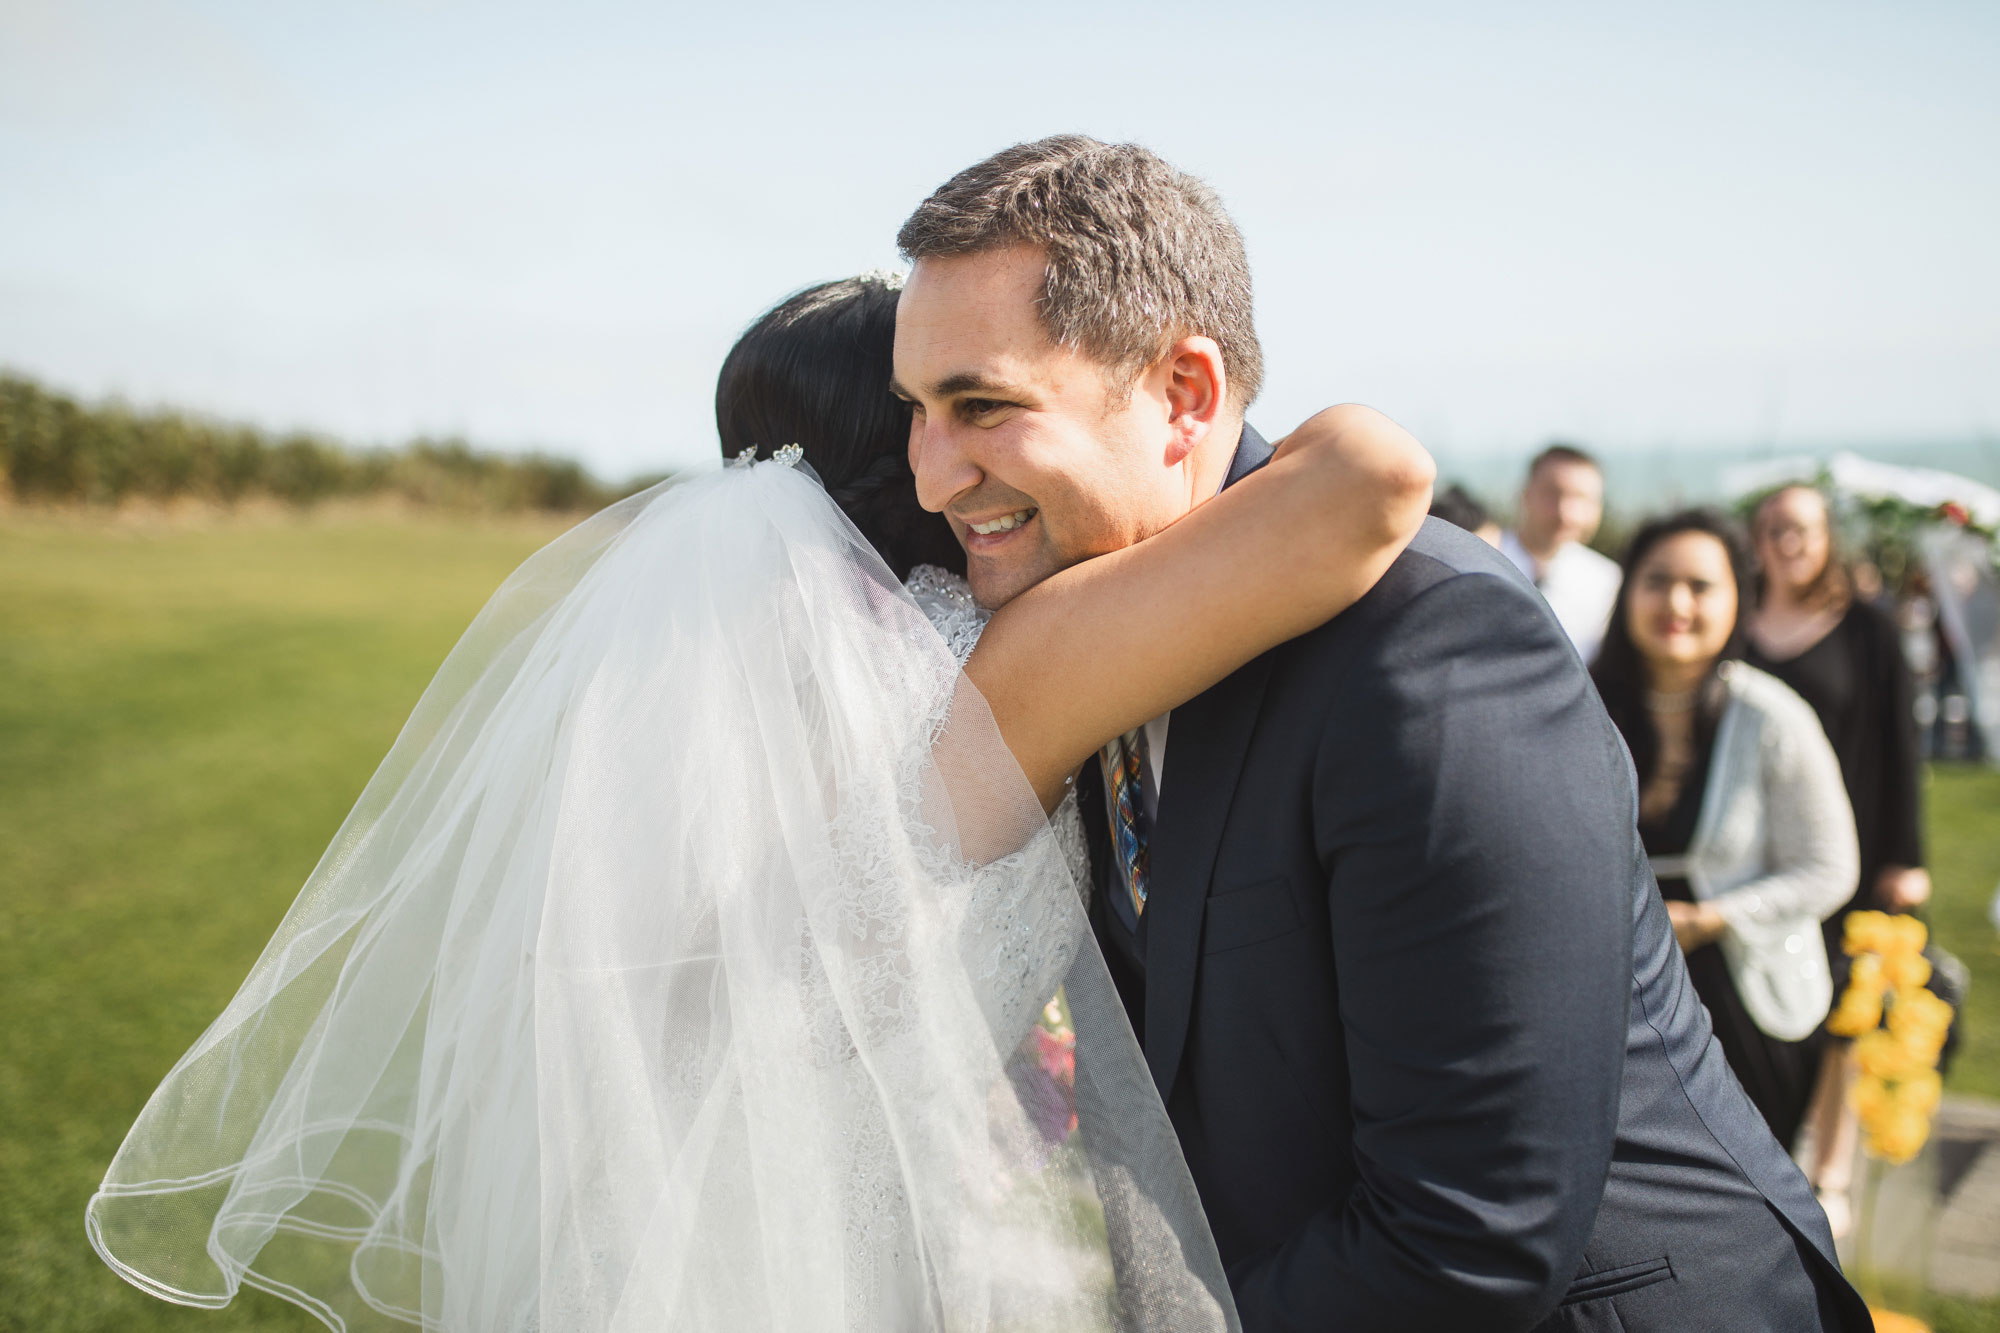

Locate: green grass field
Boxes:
[4,511,1998,1331]
[1,510,567,1331]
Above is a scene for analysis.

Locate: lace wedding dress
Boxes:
[903,563,1094,1026]
[88,456,1235,1332]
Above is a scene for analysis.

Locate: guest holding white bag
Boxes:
[1591,510,1859,1150]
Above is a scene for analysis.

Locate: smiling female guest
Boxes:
[1745,483,1932,1233]
[1592,511,1858,1153]
[1747,485,1930,924]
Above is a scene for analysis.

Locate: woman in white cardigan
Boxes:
[1590,510,1858,1154]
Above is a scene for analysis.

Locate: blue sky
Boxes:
[2,0,1995,480]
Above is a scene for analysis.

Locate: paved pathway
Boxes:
[1929,1095,2000,1299]
[1839,1094,2000,1299]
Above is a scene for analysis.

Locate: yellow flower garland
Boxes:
[1827,911,1953,1165]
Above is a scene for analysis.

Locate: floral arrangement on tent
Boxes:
[1848,495,1999,593]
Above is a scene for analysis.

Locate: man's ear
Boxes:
[1161,336,1227,467]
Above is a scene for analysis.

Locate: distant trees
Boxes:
[0,373,645,512]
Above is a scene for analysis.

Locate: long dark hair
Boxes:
[715,274,964,580]
[1590,508,1755,790]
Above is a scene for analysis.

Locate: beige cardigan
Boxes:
[1648,662,1860,1042]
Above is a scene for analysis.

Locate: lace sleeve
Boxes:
[904,563,990,666]
[904,564,1091,1041]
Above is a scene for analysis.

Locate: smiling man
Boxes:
[890,136,1870,1333]
[892,143,1257,611]
[891,242,1222,607]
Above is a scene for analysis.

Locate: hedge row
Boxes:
[0,373,642,512]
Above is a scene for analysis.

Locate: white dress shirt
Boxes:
[1138,713,1168,820]
[1501,530,1622,664]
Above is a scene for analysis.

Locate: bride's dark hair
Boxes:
[716,274,965,580]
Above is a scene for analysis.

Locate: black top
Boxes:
[1637,733,1714,870]
[1637,714,1820,1146]
[1746,600,1924,904]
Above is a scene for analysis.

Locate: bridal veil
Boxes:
[87,458,1236,1331]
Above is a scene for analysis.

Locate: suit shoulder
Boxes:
[1375,518,1540,598]
[1407,516,1535,581]
[1275,521,1581,711]
[1347,519,1563,642]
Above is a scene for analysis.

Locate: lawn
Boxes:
[1,509,568,1331]
[3,509,1998,1331]
[1929,763,2000,1102]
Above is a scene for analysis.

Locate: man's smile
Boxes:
[960,507,1039,551]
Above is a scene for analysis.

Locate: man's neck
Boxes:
[1516,530,1564,565]
[1187,416,1246,505]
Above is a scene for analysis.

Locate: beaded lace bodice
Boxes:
[904,564,1091,896]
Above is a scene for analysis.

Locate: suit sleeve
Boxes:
[1228,571,1634,1332]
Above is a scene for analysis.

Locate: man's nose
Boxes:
[909,417,981,515]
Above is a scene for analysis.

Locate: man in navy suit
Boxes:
[893,135,1870,1331]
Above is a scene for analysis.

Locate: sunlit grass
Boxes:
[1927,765,2000,1101]
[1,510,568,1330]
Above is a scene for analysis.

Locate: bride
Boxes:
[88,272,1432,1331]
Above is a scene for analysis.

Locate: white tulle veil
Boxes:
[88,456,1237,1331]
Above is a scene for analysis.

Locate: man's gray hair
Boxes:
[897,135,1263,406]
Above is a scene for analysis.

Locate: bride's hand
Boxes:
[968,405,1434,811]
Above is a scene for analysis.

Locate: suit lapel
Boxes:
[1225,422,1273,486]
[1138,420,1277,1099]
[1142,650,1275,1099]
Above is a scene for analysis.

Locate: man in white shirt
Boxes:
[1500,444,1622,663]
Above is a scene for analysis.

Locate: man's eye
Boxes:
[962,399,1006,418]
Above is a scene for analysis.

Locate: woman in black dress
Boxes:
[1746,484,1929,921]
[1745,483,1929,1233]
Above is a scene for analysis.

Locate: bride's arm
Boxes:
[967,404,1434,811]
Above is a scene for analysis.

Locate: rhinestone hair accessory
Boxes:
[729,443,804,470]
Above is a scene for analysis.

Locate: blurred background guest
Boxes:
[1427,483,1502,546]
[1744,483,1932,1234]
[1592,511,1857,1162]
[1501,444,1621,661]
[1746,485,1929,917]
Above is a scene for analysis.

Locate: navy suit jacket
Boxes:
[1078,426,1871,1331]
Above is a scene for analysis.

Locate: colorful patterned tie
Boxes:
[1099,728,1151,923]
